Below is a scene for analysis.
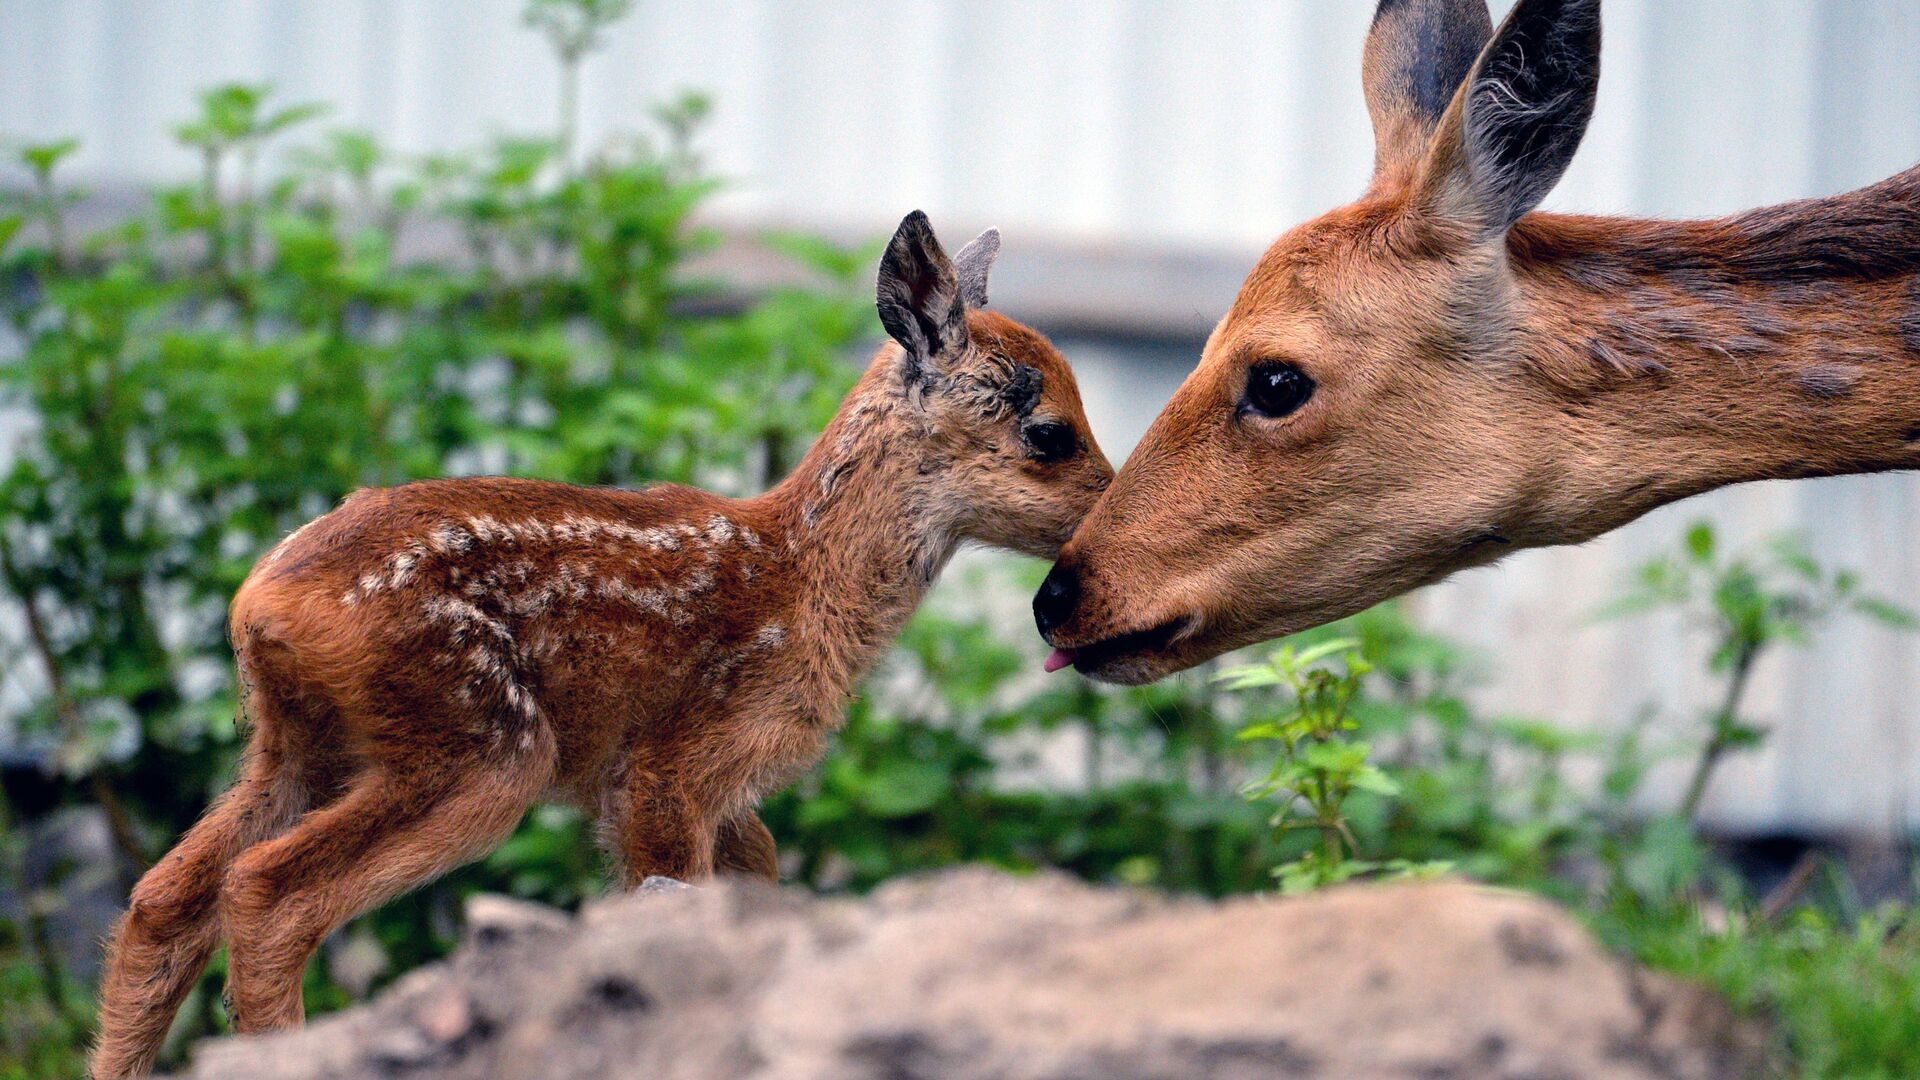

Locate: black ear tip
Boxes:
[1508,0,1601,29]
[894,209,934,241]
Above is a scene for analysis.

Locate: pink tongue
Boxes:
[1043,648,1076,673]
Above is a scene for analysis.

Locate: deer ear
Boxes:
[952,228,1000,308]
[1362,0,1494,187]
[1417,0,1601,234]
[877,210,969,388]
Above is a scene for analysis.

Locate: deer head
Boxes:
[864,211,1112,561]
[1035,0,1920,682]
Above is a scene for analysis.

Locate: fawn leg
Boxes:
[714,809,779,882]
[221,737,551,1033]
[90,747,306,1079]
[616,768,718,884]
[618,712,816,884]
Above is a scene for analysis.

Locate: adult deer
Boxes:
[90,213,1112,1078]
[1036,0,1920,684]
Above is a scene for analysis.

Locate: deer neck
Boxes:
[753,372,961,704]
[1506,186,1920,542]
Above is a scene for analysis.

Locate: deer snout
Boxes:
[1032,563,1082,638]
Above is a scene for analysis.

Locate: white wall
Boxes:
[8,2,1920,241]
[4,0,1920,834]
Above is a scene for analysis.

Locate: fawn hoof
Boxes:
[638,876,692,894]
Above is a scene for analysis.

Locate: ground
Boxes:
[173,870,1776,1080]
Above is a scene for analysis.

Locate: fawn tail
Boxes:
[88,737,307,1080]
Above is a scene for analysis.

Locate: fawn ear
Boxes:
[877,210,969,388]
[1362,0,1494,187]
[1416,0,1601,235]
[952,228,1001,308]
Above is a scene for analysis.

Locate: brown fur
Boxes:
[1043,0,1920,683]
[89,223,1111,1077]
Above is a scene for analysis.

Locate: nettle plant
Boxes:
[1601,521,1917,822]
[1214,519,1915,901]
[1221,639,1448,894]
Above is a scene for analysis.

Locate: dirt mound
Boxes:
[176,870,1773,1080]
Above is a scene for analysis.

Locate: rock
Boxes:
[637,875,692,895]
[462,893,571,950]
[174,869,1775,1080]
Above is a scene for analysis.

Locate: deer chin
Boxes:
[1049,615,1196,685]
[1057,593,1348,684]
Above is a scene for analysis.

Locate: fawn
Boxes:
[90,212,1113,1078]
[1038,0,1920,683]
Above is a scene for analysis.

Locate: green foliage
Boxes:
[523,0,636,62]
[1594,896,1920,1079]
[1225,640,1445,893]
[1600,521,1916,818]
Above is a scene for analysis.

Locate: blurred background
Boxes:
[3,2,1919,1076]
[9,0,1917,834]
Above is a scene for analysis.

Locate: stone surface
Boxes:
[175,869,1775,1080]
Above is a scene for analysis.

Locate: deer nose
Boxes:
[1033,564,1081,637]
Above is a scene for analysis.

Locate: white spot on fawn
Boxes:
[429,523,474,554]
[385,543,425,590]
[467,515,506,544]
[424,595,512,644]
[347,515,739,690]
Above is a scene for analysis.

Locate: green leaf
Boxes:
[1216,665,1283,690]
[1684,521,1717,563]
[1855,596,1920,630]
[1349,765,1401,796]
[1385,859,1455,881]
[1292,637,1361,669]
[262,101,329,137]
[20,138,80,176]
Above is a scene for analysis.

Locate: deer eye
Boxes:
[1022,421,1078,463]
[1242,361,1315,419]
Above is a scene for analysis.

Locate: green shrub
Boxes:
[1594,898,1920,1079]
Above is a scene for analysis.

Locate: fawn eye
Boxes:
[1242,361,1315,419]
[1022,421,1078,463]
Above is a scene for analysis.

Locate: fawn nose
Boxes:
[1033,564,1081,637]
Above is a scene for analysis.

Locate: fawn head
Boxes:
[1038,0,1607,682]
[871,212,1112,559]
